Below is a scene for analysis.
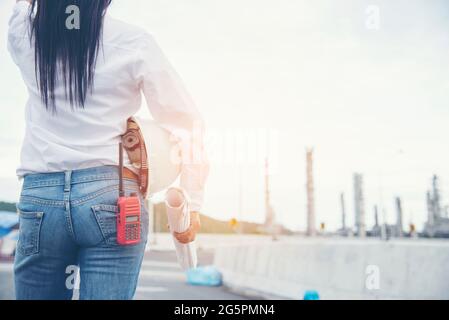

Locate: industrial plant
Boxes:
[423,175,449,238]
[302,149,449,239]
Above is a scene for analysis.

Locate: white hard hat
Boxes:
[133,117,182,196]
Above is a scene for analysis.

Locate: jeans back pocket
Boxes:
[92,204,119,246]
[17,210,44,256]
[92,203,149,246]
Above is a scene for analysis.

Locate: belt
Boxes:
[123,167,139,181]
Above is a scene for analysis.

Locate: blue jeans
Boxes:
[14,166,149,300]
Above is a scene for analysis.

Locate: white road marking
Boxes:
[0,263,13,272]
[136,286,168,293]
[139,269,186,281]
[141,260,181,269]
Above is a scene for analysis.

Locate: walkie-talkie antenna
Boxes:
[118,142,125,197]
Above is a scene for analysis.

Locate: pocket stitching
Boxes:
[92,205,118,245]
[19,210,43,219]
[92,204,118,213]
[17,210,44,256]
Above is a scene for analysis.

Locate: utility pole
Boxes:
[306,148,316,236]
[237,167,244,234]
[264,157,275,238]
[395,197,403,237]
[340,192,346,231]
[374,205,379,228]
[353,173,366,238]
[381,208,388,240]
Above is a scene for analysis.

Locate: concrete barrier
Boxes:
[213,238,449,299]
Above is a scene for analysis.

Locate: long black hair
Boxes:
[30,0,112,112]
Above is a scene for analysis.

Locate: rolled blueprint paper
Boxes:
[165,187,198,270]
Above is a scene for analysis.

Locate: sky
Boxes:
[1,0,449,232]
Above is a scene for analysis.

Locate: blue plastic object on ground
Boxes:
[303,290,320,300]
[186,265,223,287]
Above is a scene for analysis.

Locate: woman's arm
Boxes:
[135,33,209,244]
[8,0,32,65]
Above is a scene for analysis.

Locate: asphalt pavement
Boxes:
[0,249,248,300]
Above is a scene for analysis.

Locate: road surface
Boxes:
[0,249,248,300]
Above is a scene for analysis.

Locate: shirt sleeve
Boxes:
[7,1,32,65]
[135,33,209,212]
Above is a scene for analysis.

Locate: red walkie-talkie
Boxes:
[117,142,141,245]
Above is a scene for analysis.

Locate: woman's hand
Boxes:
[173,211,201,244]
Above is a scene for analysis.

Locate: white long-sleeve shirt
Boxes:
[7,2,208,211]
